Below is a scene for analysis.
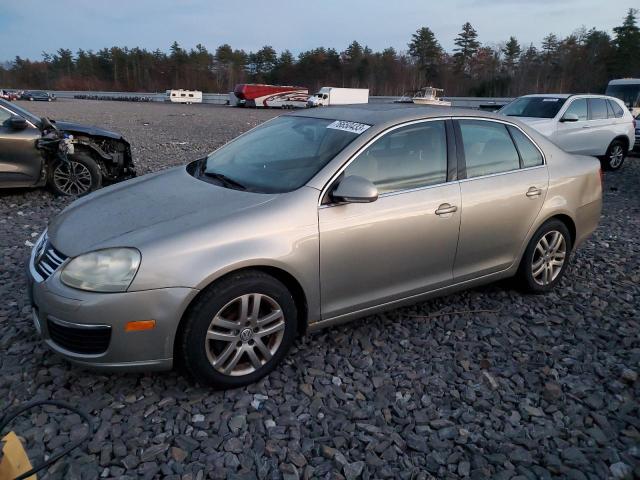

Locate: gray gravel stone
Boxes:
[609,462,633,479]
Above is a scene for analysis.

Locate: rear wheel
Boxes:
[180,271,298,388]
[601,139,626,170]
[517,219,572,293]
[48,152,102,197]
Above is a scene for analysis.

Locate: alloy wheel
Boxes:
[609,145,624,169]
[204,293,285,376]
[53,161,92,195]
[531,230,566,286]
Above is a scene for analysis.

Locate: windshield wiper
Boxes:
[202,170,247,190]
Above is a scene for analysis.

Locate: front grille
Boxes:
[47,318,111,355]
[34,239,67,280]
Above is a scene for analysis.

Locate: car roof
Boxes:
[521,93,620,100]
[608,78,640,85]
[520,94,573,99]
[287,103,506,126]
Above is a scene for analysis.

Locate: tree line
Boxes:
[1,8,638,97]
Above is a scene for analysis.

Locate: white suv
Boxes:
[500,94,636,170]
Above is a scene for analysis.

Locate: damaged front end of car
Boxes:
[53,121,136,183]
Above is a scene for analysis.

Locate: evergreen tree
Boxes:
[453,22,480,74]
[612,8,640,76]
[502,36,521,73]
[408,27,443,82]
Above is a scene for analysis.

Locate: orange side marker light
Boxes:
[125,320,156,332]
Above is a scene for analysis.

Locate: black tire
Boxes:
[517,219,572,294]
[180,270,298,388]
[601,139,627,171]
[48,152,102,197]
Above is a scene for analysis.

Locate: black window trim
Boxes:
[451,117,546,182]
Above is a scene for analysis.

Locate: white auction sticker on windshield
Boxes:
[327,120,371,134]
[542,98,560,102]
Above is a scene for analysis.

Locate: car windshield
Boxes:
[199,116,365,193]
[0,99,41,126]
[605,84,640,108]
[501,97,568,118]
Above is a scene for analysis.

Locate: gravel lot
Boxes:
[1,100,639,480]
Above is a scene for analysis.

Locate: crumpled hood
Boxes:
[53,120,128,142]
[48,166,277,257]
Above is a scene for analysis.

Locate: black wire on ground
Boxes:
[0,400,95,480]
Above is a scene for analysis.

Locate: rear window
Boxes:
[589,98,608,120]
[508,126,543,168]
[500,97,567,118]
[608,100,624,118]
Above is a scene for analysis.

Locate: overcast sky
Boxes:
[0,0,633,61]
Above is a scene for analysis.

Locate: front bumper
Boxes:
[27,247,198,372]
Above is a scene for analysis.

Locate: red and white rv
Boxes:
[233,84,309,108]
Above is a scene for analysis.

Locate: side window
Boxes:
[608,100,624,118]
[343,121,447,194]
[563,99,588,121]
[458,120,520,178]
[589,98,608,120]
[508,126,543,168]
[0,108,12,125]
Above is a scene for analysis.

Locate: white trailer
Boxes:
[307,87,369,107]
[166,89,203,104]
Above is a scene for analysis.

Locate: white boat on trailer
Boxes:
[412,87,451,106]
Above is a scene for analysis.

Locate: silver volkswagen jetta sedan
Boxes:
[27,104,602,388]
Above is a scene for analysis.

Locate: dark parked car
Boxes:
[21,90,56,102]
[634,114,639,153]
[0,99,135,196]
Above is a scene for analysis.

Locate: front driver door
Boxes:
[555,98,591,154]
[0,106,43,187]
[318,119,461,320]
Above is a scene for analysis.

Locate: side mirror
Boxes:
[331,175,378,204]
[8,116,27,130]
[560,113,579,122]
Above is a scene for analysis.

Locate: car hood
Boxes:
[48,166,278,257]
[53,120,127,142]
[511,117,556,135]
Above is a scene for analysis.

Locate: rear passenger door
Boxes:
[585,98,612,156]
[453,119,548,281]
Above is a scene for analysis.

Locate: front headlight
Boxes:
[60,248,141,292]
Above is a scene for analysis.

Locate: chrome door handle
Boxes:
[526,186,542,197]
[435,203,457,215]
[582,125,592,128]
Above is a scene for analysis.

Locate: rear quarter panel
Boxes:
[535,141,602,249]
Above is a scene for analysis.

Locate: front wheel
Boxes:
[48,152,102,196]
[601,139,627,170]
[517,219,572,293]
[180,271,298,388]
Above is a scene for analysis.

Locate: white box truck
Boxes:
[307,87,369,107]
